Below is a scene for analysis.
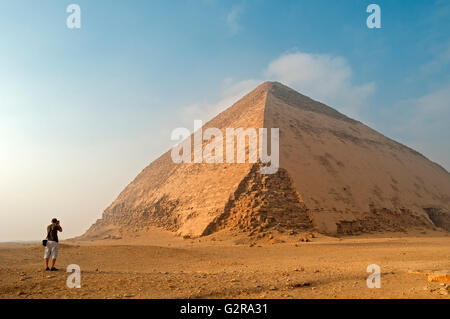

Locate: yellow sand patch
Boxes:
[427,271,450,283]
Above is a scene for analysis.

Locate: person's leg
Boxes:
[50,243,59,270]
[44,244,51,270]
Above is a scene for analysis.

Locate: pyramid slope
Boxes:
[85,83,269,238]
[264,82,450,234]
[84,82,450,238]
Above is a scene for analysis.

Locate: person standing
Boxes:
[44,218,62,271]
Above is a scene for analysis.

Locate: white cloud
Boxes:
[226,5,243,35]
[419,41,450,78]
[178,78,260,129]
[180,51,376,126]
[264,52,376,119]
[177,50,450,172]
[411,85,450,121]
[392,84,450,170]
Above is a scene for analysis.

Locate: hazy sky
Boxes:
[1,0,449,241]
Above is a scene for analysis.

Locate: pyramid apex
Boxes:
[252,81,309,97]
[254,81,285,91]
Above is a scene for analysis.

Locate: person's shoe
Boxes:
[50,267,58,271]
[45,267,50,271]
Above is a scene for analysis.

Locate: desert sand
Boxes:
[1,228,449,299]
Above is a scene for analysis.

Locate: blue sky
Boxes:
[0,0,449,241]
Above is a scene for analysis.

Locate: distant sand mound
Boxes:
[83,82,450,239]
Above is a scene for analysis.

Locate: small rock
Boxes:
[428,271,450,283]
[289,282,311,288]
[439,288,448,296]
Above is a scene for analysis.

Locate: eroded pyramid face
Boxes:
[84,82,450,239]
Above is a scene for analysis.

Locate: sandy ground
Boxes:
[0,228,449,299]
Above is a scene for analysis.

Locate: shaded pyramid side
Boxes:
[264,82,450,234]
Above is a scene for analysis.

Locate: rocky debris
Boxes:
[336,208,432,235]
[204,164,314,236]
[288,282,311,289]
[439,287,449,295]
[423,207,450,232]
[428,271,450,283]
[408,269,430,275]
[103,235,122,240]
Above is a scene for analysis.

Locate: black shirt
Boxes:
[47,224,61,242]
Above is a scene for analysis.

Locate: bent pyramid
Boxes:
[84,82,450,238]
